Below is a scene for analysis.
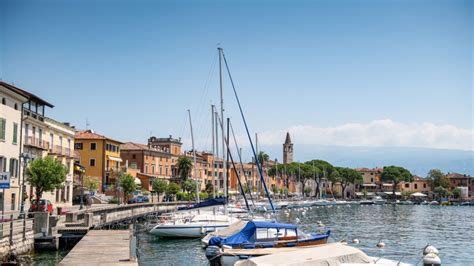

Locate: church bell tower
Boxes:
[283,132,293,164]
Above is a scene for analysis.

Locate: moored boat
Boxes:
[205,221,330,265]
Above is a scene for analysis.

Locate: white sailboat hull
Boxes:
[149,223,230,238]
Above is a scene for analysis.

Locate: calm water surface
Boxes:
[32,205,474,265]
[137,205,474,266]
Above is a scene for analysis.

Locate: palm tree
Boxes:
[176,156,193,184]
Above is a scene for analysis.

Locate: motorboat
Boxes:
[233,242,414,266]
[205,221,330,265]
[359,199,375,205]
[373,196,386,205]
[149,212,236,238]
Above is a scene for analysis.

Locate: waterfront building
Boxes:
[74,130,123,192]
[120,142,172,189]
[399,175,430,194]
[446,173,473,199]
[42,118,76,206]
[0,82,28,212]
[354,167,382,197]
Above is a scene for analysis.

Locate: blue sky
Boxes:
[0,0,472,155]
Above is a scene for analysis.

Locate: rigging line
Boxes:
[221,49,275,212]
[215,112,250,211]
[230,120,255,207]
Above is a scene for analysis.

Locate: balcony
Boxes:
[48,145,73,157]
[24,136,49,150]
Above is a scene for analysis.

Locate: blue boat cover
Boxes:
[209,221,298,247]
[178,197,227,210]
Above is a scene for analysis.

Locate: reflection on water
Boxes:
[31,250,69,266]
[136,205,474,265]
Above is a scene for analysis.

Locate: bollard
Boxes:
[23,216,26,240]
[9,214,14,245]
[129,224,137,262]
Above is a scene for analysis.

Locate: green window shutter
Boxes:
[13,123,18,144]
[0,118,5,141]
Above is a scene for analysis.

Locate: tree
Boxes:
[381,166,413,201]
[183,179,197,194]
[176,156,193,183]
[434,186,448,201]
[335,167,363,199]
[152,179,168,202]
[452,187,462,199]
[305,160,334,199]
[166,182,180,200]
[83,176,99,193]
[205,181,214,195]
[426,169,450,190]
[26,157,67,210]
[257,151,269,166]
[119,174,137,203]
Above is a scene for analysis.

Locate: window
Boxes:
[423,183,426,188]
[49,133,53,149]
[0,157,6,172]
[39,128,43,143]
[405,183,409,188]
[152,164,155,174]
[1,98,5,105]
[59,136,63,147]
[75,142,83,150]
[106,160,109,169]
[24,124,29,141]
[145,164,148,174]
[14,103,18,110]
[90,143,97,150]
[0,118,5,141]
[13,123,18,144]
[414,184,418,189]
[130,162,137,169]
[132,154,136,159]
[89,158,96,167]
[9,158,18,177]
[68,139,71,150]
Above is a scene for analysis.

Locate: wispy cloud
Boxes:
[255,119,474,151]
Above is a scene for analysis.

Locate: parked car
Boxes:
[28,199,53,217]
[128,195,150,204]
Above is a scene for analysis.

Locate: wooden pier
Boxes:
[59,230,137,265]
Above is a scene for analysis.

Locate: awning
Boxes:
[382,183,393,186]
[108,156,123,162]
[362,184,376,187]
[411,192,427,197]
[384,191,401,195]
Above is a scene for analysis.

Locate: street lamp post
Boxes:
[79,170,84,210]
[18,153,30,219]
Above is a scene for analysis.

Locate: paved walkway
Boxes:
[59,230,137,266]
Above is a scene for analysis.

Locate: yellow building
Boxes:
[74,130,123,192]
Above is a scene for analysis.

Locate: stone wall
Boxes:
[0,219,34,260]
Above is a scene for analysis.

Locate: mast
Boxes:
[226,118,230,198]
[215,111,220,194]
[218,47,227,201]
[187,109,200,203]
[255,133,259,200]
[211,105,216,198]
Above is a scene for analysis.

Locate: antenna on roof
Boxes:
[86,118,90,130]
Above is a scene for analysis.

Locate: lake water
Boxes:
[32,205,474,265]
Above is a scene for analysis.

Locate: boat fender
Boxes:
[376,240,385,248]
[423,253,441,266]
[423,245,439,255]
[352,239,360,244]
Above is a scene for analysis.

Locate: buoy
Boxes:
[352,239,360,244]
[423,253,441,266]
[340,239,348,244]
[376,240,385,248]
[295,218,300,223]
[423,245,439,255]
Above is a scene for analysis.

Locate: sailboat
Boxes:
[149,110,236,238]
[204,47,331,265]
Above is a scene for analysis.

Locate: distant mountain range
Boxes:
[254,145,474,176]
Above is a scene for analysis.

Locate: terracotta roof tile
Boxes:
[75,130,123,144]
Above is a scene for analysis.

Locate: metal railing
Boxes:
[0,215,33,245]
[49,145,72,157]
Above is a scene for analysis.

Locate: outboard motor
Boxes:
[205,245,223,266]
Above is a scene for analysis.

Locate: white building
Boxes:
[0,82,28,212]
